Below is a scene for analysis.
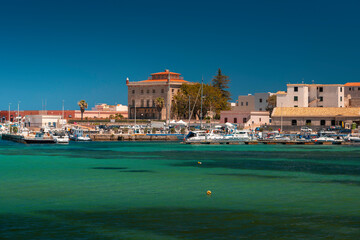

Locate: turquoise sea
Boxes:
[1,140,360,239]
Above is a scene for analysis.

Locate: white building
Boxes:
[277,84,344,108]
[25,115,64,128]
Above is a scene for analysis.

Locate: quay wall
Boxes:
[90,134,182,141]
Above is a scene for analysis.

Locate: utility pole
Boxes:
[188,96,191,130]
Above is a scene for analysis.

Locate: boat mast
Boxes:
[166,71,171,127]
[200,76,203,129]
[188,95,191,130]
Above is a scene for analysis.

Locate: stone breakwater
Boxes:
[90,134,183,141]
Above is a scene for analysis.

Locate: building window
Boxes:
[294,87,298,92]
[294,105,298,107]
[161,89,164,93]
[259,98,262,103]
[141,99,144,107]
[69,115,72,118]
[152,100,155,107]
[132,90,135,94]
[358,87,360,91]
[320,120,326,126]
[132,100,135,106]
[234,118,237,123]
[243,118,247,123]
[146,100,150,107]
[340,87,343,92]
[259,108,262,111]
[319,96,323,102]
[259,118,261,122]
[294,96,298,101]
[241,102,243,106]
[141,90,144,94]
[224,117,228,123]
[147,89,149,94]
[340,96,343,101]
[172,89,174,93]
[291,120,297,126]
[331,120,336,126]
[151,89,155,93]
[349,87,351,91]
[306,120,311,125]
[246,102,248,106]
[319,87,323,92]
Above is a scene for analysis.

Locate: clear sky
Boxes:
[1,0,360,110]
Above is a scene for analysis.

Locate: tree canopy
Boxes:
[171,83,230,120]
[77,100,88,120]
[266,95,277,115]
[211,68,231,101]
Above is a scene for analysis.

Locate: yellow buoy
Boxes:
[198,161,202,165]
[206,190,212,195]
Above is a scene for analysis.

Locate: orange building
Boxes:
[127,69,190,120]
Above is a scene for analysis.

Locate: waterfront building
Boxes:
[276,84,344,108]
[220,111,270,128]
[25,115,64,128]
[271,107,360,130]
[233,92,274,112]
[126,69,190,120]
[344,82,360,107]
[92,103,128,112]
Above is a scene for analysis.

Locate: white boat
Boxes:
[70,128,92,141]
[224,129,251,142]
[312,136,335,143]
[345,135,360,142]
[53,135,70,144]
[23,132,56,144]
[184,131,207,143]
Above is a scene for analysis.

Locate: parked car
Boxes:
[300,126,312,132]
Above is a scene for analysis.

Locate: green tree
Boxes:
[115,113,124,120]
[77,100,88,120]
[211,68,231,100]
[155,97,165,120]
[171,83,230,120]
[266,95,277,115]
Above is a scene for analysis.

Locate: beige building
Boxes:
[344,82,360,107]
[127,70,190,120]
[233,92,273,112]
[271,107,360,129]
[220,110,270,129]
[277,84,344,108]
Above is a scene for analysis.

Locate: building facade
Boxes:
[127,69,190,120]
[233,92,273,112]
[220,110,270,128]
[271,107,359,129]
[277,84,344,108]
[344,82,360,107]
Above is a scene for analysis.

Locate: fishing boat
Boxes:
[184,131,207,143]
[70,128,92,141]
[23,132,56,144]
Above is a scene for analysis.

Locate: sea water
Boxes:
[0,140,360,239]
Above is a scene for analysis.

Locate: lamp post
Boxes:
[17,101,21,126]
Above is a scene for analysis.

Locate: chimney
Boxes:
[126,77,129,84]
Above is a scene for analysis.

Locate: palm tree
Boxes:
[77,100,88,120]
[155,97,164,120]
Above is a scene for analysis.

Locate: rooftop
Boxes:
[344,82,360,87]
[272,107,360,117]
[287,83,343,87]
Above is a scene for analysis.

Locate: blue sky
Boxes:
[1,0,360,110]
